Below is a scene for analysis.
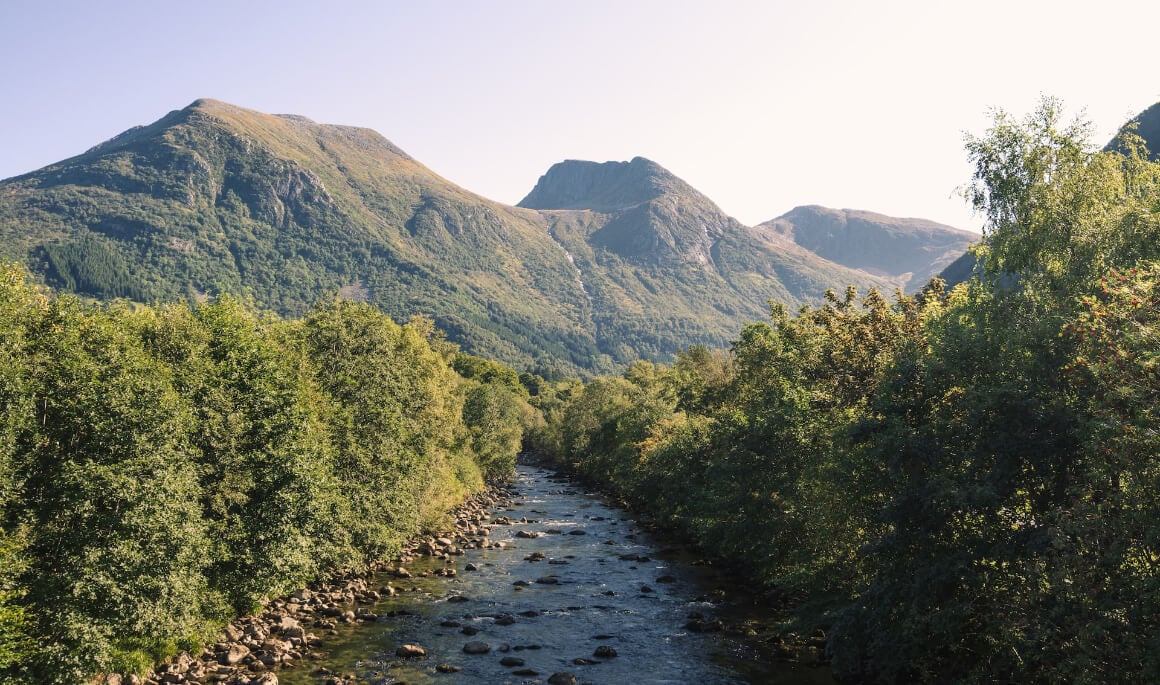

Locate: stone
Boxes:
[593,645,618,658]
[219,644,250,666]
[500,656,525,667]
[548,673,578,685]
[436,664,462,673]
[395,644,426,658]
[494,614,516,626]
[464,563,479,571]
[463,641,491,654]
[567,529,587,536]
[535,576,559,585]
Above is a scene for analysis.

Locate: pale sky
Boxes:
[2,1,1158,233]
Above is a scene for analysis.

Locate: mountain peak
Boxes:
[517,156,683,212]
[756,205,975,289]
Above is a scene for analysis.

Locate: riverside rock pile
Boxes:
[128,485,511,685]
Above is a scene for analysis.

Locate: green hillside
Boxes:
[0,100,601,374]
[0,100,905,374]
[520,158,896,360]
[756,205,976,291]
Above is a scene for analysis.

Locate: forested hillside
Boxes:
[520,158,896,362]
[0,269,529,684]
[529,98,1160,682]
[0,100,910,376]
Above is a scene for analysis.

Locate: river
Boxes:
[277,465,835,684]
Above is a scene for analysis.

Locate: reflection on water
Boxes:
[278,465,835,684]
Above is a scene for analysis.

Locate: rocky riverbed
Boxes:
[132,465,834,685]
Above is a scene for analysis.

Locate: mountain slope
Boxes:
[0,99,907,374]
[518,159,897,359]
[756,205,976,291]
[0,99,600,374]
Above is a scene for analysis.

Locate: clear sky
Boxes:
[2,0,1158,232]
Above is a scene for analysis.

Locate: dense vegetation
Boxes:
[0,271,529,684]
[529,99,1160,682]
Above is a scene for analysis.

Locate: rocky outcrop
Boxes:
[517,157,673,213]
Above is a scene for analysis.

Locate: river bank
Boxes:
[123,483,513,685]
[134,465,834,685]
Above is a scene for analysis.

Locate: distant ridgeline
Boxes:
[0,98,973,374]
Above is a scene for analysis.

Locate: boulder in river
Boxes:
[463,640,491,654]
[548,673,578,685]
[395,644,427,658]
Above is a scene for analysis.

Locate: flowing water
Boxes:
[278,465,835,684]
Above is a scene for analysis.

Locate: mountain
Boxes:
[756,205,976,291]
[0,99,903,374]
[0,99,604,373]
[518,159,899,360]
[1108,101,1160,160]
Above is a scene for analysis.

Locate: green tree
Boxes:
[142,298,341,611]
[0,263,42,682]
[16,298,214,682]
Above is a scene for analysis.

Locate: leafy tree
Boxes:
[16,298,214,682]
[299,302,477,561]
[461,380,527,480]
[0,263,42,682]
[831,97,1160,682]
[142,298,341,610]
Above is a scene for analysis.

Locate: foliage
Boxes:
[535,97,1160,683]
[0,263,524,683]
